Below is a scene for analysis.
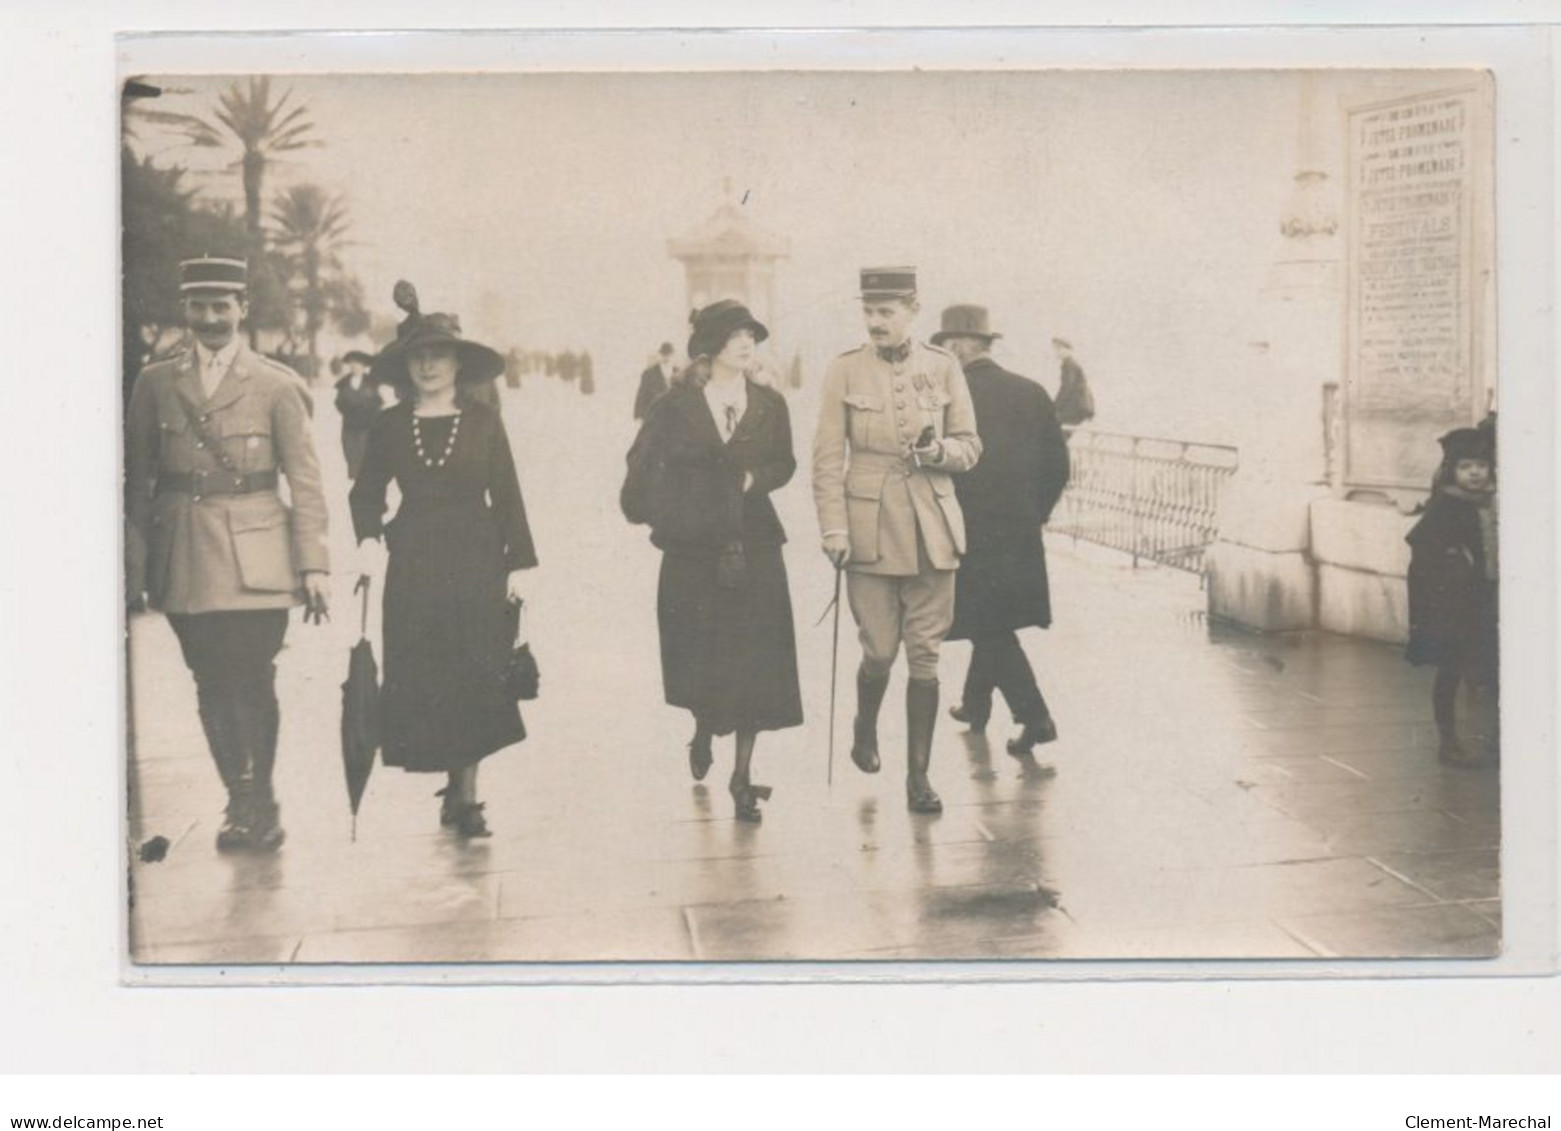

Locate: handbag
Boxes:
[504,599,541,701]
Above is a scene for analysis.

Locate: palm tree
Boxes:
[137,77,318,343]
[270,184,361,377]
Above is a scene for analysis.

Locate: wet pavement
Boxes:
[125,380,1500,966]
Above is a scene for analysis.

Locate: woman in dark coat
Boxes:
[334,350,384,479]
[1405,425,1498,766]
[621,300,803,822]
[936,317,1070,755]
[351,312,537,837]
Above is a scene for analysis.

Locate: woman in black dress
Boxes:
[621,300,804,822]
[351,313,537,837]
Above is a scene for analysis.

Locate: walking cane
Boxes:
[816,561,844,786]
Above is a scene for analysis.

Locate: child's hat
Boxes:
[1438,426,1495,465]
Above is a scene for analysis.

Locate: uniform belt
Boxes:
[156,469,279,497]
[850,451,921,476]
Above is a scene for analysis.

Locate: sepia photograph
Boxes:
[120,63,1505,968]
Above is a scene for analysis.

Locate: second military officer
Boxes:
[812,267,982,814]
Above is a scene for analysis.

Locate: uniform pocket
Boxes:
[927,472,966,554]
[844,394,884,450]
[844,470,885,564]
[220,415,275,472]
[228,505,296,592]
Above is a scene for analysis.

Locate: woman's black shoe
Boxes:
[730,782,772,823]
[436,786,460,827]
[452,801,491,839]
[689,731,714,781]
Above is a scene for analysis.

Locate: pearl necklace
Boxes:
[411,412,461,469]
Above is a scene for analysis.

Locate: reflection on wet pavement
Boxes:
[126,383,1499,966]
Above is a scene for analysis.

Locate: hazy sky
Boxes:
[131,68,1463,443]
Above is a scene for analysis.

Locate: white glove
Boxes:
[356,538,387,581]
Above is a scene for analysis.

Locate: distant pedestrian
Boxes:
[634,342,677,420]
[351,311,538,838]
[812,267,982,815]
[1405,425,1498,766]
[1052,338,1095,427]
[124,254,332,852]
[333,349,382,480]
[933,306,1070,755]
[621,301,803,822]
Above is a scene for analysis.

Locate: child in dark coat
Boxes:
[1405,424,1498,765]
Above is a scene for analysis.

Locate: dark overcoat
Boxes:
[334,376,383,480]
[947,356,1070,640]
[621,380,803,735]
[634,363,670,421]
[1405,489,1498,681]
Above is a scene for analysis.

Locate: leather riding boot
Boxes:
[216,779,254,853]
[851,667,889,774]
[242,679,285,852]
[905,677,942,814]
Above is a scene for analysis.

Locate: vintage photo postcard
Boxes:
[121,62,1508,969]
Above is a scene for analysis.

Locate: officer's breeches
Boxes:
[846,568,956,682]
[167,611,289,796]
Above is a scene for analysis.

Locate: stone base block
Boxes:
[1316,563,1409,644]
[1310,496,1414,575]
[1206,541,1316,631]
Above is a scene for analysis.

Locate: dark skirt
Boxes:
[342,428,370,481]
[381,500,525,771]
[657,542,803,736]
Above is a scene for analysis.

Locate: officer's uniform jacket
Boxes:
[126,342,329,614]
[813,340,981,576]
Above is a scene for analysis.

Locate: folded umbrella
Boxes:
[340,577,381,840]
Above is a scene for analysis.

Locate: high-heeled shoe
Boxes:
[688,731,714,782]
[729,781,772,823]
[435,786,459,828]
[452,801,491,839]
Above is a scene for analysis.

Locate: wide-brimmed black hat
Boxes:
[687,299,769,361]
[1438,426,1495,465]
[930,304,1002,346]
[370,313,505,386]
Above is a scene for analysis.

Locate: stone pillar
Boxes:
[1207,76,1341,631]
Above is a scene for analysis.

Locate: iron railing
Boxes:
[1051,428,1239,576]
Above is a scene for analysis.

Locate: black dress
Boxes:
[350,401,537,771]
[622,381,803,737]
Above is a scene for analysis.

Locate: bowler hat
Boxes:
[1438,426,1495,465]
[370,312,505,386]
[859,266,917,300]
[930,304,1002,346]
[687,300,769,361]
[342,350,376,368]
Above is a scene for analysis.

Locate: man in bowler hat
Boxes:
[634,341,677,420]
[126,255,332,851]
[934,306,1070,754]
[812,267,982,813]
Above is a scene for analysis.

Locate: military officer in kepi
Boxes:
[125,255,332,852]
[812,267,982,813]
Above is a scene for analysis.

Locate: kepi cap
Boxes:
[859,266,917,299]
[180,255,248,294]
